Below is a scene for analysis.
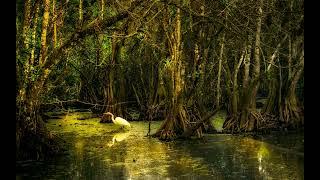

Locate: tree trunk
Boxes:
[100,0,104,20]
[247,0,263,131]
[239,38,252,130]
[263,36,287,115]
[242,36,252,90]
[39,0,51,65]
[52,0,57,48]
[30,4,40,65]
[79,0,83,22]
[154,5,189,140]
[282,50,304,125]
[105,34,116,112]
[22,0,31,50]
[104,32,123,116]
[216,32,225,107]
[232,46,245,114]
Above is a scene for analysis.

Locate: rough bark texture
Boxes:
[39,0,51,65]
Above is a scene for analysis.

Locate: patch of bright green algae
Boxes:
[46,112,119,137]
[210,110,227,132]
[44,113,214,178]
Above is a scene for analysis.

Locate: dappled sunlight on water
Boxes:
[16,112,304,179]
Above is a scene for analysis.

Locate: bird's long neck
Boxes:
[110,114,115,123]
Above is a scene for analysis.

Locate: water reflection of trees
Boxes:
[176,135,303,179]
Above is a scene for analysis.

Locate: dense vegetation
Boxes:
[16,0,304,160]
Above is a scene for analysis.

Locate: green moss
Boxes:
[46,112,120,137]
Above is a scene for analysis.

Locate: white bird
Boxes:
[104,112,131,129]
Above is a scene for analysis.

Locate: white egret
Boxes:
[104,112,131,129]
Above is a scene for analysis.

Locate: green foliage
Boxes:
[30,66,42,82]
[182,0,190,6]
[163,57,172,71]
[119,47,129,62]
[105,6,117,16]
[102,37,112,60]
[220,0,227,6]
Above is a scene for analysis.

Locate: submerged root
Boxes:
[158,130,177,140]
[152,112,187,141]
[223,116,239,133]
[224,111,276,133]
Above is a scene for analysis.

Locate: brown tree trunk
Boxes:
[79,0,83,22]
[263,36,287,115]
[30,4,40,65]
[100,0,104,20]
[282,50,304,125]
[22,0,31,50]
[247,0,263,131]
[232,46,245,114]
[242,36,252,90]
[154,4,189,140]
[52,0,57,48]
[39,0,51,65]
[216,32,225,107]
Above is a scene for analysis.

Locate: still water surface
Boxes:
[16,112,304,179]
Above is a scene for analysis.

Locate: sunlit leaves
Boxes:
[30,66,42,82]
[105,6,117,17]
[101,36,112,63]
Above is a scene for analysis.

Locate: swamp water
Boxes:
[16,112,304,179]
